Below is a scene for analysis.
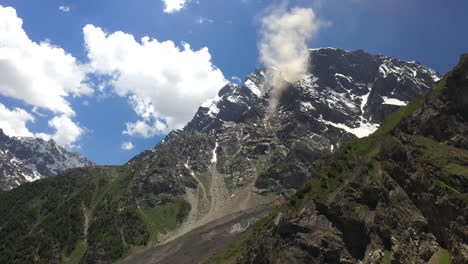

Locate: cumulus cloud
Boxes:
[0,6,90,148]
[0,6,92,116]
[58,6,71,12]
[0,104,83,149]
[259,2,321,119]
[162,0,190,13]
[83,24,227,137]
[0,103,35,137]
[121,141,135,150]
[47,115,84,149]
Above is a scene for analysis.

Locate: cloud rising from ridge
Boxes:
[259,2,321,119]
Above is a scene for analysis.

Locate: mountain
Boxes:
[148,48,439,194]
[0,48,440,264]
[0,129,94,190]
[208,55,468,264]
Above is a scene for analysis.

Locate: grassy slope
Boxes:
[0,165,190,263]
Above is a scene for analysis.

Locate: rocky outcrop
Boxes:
[400,54,468,149]
[0,129,94,190]
[186,48,438,193]
[208,55,468,264]
[128,48,439,197]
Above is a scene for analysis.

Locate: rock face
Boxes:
[208,55,468,264]
[179,48,438,193]
[0,129,94,190]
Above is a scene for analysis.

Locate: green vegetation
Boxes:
[412,135,468,200]
[445,163,468,178]
[303,134,383,202]
[62,240,87,264]
[137,197,190,244]
[0,165,191,263]
[439,248,452,264]
[379,250,393,264]
[374,98,423,136]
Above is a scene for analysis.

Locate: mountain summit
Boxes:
[208,54,468,264]
[178,48,439,192]
[0,129,94,190]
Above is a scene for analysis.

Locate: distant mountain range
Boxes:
[0,129,94,190]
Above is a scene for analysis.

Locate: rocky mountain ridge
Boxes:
[208,54,468,264]
[0,129,94,190]
[172,48,439,193]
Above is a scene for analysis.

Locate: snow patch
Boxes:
[360,87,372,115]
[309,47,340,51]
[298,74,319,89]
[211,141,218,163]
[300,101,315,112]
[324,88,358,112]
[382,96,407,106]
[318,115,379,138]
[244,79,262,97]
[201,95,221,118]
[334,73,353,83]
[379,64,390,78]
[184,159,195,176]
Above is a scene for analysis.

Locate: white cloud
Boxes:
[0,103,35,137]
[58,6,71,12]
[162,0,190,13]
[0,6,92,116]
[196,17,214,24]
[124,119,169,138]
[121,141,135,150]
[47,115,83,149]
[83,25,227,137]
[0,104,83,149]
[0,6,90,148]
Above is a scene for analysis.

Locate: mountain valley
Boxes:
[2,48,465,264]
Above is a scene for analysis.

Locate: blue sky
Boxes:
[0,0,466,165]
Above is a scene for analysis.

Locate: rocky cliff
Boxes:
[208,55,468,264]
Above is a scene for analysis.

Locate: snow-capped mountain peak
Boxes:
[0,129,94,190]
